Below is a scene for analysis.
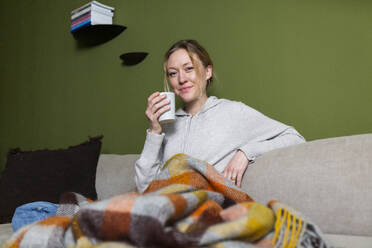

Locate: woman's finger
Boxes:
[152,99,170,115]
[148,92,160,104]
[148,92,166,111]
[231,171,238,184]
[150,94,166,107]
[236,170,243,187]
[155,105,171,118]
[147,93,159,111]
[237,163,248,187]
[145,109,151,119]
[223,168,229,180]
[227,169,234,183]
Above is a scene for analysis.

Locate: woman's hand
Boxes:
[223,150,249,187]
[145,92,171,134]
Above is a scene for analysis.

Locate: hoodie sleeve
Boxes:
[239,127,305,162]
[135,130,165,193]
[236,102,306,162]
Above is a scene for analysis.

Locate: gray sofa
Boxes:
[1,134,371,247]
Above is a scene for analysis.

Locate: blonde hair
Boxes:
[163,40,215,92]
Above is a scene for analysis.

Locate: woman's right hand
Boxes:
[145,92,171,134]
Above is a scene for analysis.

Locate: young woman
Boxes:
[135,39,305,193]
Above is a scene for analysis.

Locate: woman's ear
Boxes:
[205,65,213,81]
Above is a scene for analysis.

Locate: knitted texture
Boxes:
[3,154,331,248]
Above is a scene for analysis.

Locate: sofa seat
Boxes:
[2,221,372,247]
[0,224,12,246]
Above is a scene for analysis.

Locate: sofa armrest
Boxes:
[241,134,372,236]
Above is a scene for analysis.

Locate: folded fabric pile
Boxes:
[3,154,332,248]
[70,1,114,33]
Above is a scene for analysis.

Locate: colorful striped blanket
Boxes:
[3,154,332,248]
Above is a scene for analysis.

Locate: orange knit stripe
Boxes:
[9,229,28,248]
[166,194,188,222]
[190,200,222,220]
[210,180,253,202]
[38,216,72,229]
[206,164,253,202]
[145,171,208,193]
[102,192,139,239]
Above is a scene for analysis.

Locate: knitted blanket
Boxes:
[3,153,332,248]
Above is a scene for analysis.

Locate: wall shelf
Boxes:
[72,24,126,46]
[120,52,148,66]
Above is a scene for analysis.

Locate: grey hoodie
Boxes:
[135,96,305,193]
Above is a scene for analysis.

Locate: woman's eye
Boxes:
[168,72,176,77]
[185,66,194,72]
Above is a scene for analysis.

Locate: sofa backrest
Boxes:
[96,154,138,200]
[96,133,372,236]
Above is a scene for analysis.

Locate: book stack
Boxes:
[71,1,114,33]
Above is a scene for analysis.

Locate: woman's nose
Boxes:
[178,71,187,84]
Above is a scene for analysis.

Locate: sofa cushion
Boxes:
[324,233,372,248]
[96,154,138,200]
[241,134,372,236]
[0,136,102,223]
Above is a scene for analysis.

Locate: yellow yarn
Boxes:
[272,208,281,245]
[294,218,303,247]
[272,208,288,246]
[282,210,291,247]
[272,207,305,248]
[288,214,296,248]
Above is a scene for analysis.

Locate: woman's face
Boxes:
[166,49,212,104]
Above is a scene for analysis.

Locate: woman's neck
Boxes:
[184,95,208,116]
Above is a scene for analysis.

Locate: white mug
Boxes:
[158,92,175,124]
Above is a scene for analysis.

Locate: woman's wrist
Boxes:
[148,127,161,135]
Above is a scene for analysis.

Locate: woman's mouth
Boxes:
[180,86,193,93]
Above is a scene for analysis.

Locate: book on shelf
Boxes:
[71,13,91,26]
[71,7,91,20]
[71,12,112,29]
[71,4,113,20]
[71,11,112,25]
[71,20,91,33]
[90,12,112,24]
[70,1,114,33]
[71,1,114,15]
[90,0,114,11]
[71,15,113,32]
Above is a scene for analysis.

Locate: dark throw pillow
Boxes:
[0,136,103,223]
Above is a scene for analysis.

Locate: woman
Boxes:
[135,39,305,193]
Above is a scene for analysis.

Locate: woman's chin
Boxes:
[178,93,194,103]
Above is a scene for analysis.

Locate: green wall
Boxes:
[1,0,371,170]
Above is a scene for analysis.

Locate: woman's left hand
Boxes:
[223,150,249,187]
